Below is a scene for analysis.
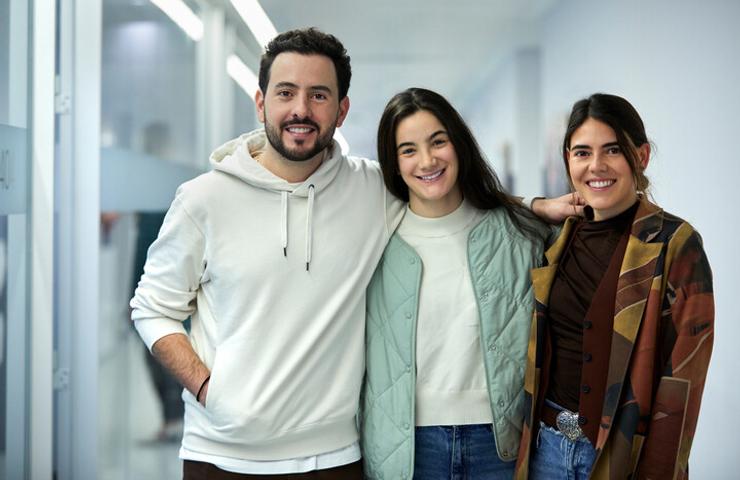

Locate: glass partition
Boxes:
[99,1,207,478]
[0,0,31,477]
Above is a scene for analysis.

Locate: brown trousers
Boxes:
[183,460,363,479]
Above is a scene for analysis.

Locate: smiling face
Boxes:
[395,110,462,218]
[255,52,349,165]
[567,117,648,221]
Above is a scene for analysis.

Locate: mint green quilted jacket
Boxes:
[361,208,547,480]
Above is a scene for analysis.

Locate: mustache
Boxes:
[281,118,320,130]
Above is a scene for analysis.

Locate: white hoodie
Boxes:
[131,129,403,461]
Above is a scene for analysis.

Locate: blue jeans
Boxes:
[413,424,515,480]
[529,422,597,480]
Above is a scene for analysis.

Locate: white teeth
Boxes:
[287,127,312,133]
[588,179,614,188]
[419,170,443,181]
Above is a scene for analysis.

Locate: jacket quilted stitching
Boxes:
[362,208,548,479]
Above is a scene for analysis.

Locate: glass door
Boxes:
[1,0,31,477]
[1,0,55,477]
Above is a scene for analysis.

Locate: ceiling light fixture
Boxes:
[150,0,204,41]
[227,54,259,101]
[230,0,277,50]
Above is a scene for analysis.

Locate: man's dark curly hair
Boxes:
[258,27,352,99]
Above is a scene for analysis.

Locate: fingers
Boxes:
[555,191,586,206]
[547,201,577,223]
[532,194,588,223]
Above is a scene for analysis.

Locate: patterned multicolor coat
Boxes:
[515,199,714,479]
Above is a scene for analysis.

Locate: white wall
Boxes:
[462,0,738,474]
[514,49,542,198]
[538,0,740,476]
[464,54,517,184]
[465,48,542,198]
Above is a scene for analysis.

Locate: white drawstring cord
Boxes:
[281,191,288,256]
[305,184,315,271]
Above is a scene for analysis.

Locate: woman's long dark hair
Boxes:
[377,87,546,241]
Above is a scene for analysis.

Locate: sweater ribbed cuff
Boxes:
[134,317,188,352]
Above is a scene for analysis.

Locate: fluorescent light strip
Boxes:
[150,0,204,41]
[227,54,259,101]
[230,0,277,50]
[227,54,351,155]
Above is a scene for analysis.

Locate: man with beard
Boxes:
[130,28,402,479]
[131,27,578,479]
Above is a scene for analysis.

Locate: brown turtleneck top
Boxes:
[545,202,639,413]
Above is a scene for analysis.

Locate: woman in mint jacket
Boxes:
[361,88,552,480]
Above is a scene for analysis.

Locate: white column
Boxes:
[222,24,236,141]
[29,0,56,477]
[71,0,102,478]
[53,0,74,477]
[52,0,102,478]
[197,4,226,167]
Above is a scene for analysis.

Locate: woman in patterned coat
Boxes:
[515,93,714,479]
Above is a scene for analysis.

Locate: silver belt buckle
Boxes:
[555,409,584,441]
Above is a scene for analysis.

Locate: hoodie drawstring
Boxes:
[305,184,315,271]
[281,191,288,256]
[281,186,314,271]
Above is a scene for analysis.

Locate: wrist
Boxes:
[529,197,546,217]
[523,196,544,210]
[196,374,210,403]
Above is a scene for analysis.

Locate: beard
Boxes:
[264,116,337,162]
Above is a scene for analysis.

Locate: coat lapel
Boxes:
[597,200,665,448]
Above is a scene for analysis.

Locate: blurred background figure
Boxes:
[130,211,185,443]
[130,122,185,443]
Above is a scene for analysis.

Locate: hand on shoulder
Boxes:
[531,192,586,224]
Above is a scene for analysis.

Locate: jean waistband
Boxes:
[415,423,493,433]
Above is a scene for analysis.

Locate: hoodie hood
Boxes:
[209,128,343,198]
[209,129,345,270]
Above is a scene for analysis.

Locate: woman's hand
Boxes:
[531,192,586,223]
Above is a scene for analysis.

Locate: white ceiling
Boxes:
[254,0,558,155]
